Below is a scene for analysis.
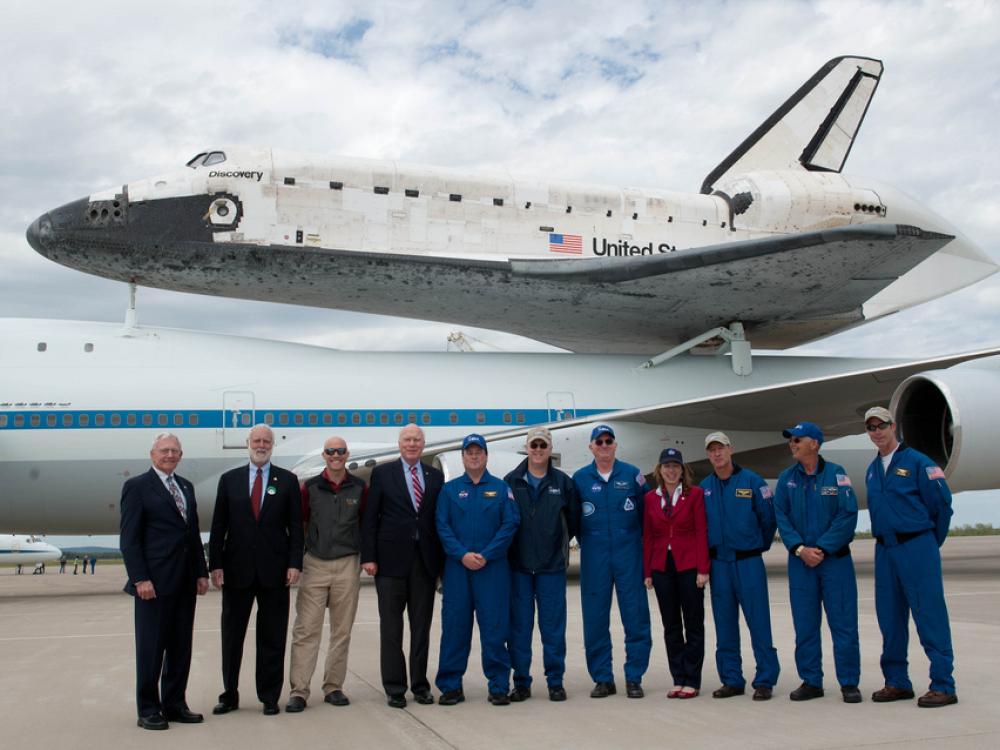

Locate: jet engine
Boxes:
[891,355,1000,491]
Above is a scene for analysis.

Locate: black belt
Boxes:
[709,548,762,561]
[875,530,928,546]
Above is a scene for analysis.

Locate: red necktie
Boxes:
[411,465,423,511]
[251,468,262,521]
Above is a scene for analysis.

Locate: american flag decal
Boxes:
[926,466,946,480]
[549,233,583,254]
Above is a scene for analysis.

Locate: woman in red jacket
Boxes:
[643,448,710,698]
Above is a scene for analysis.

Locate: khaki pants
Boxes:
[288,552,361,699]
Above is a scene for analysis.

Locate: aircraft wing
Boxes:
[292,346,1000,483]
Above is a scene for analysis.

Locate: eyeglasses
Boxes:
[866,421,892,432]
[529,441,549,449]
[788,437,804,444]
[594,438,615,446]
[323,447,347,456]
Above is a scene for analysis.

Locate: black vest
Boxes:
[304,473,364,560]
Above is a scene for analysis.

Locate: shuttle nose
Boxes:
[25,212,52,255]
[23,197,99,262]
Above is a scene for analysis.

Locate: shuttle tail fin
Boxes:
[700,55,883,194]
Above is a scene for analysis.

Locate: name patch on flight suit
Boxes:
[582,501,596,516]
[548,487,561,494]
[895,468,910,477]
[484,491,498,498]
[735,488,753,498]
[623,498,635,511]
[821,487,838,496]
[614,481,630,490]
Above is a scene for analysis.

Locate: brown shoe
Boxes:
[917,690,958,708]
[871,685,915,703]
[712,685,745,699]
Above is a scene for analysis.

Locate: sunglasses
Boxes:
[866,421,892,432]
[529,441,549,449]
[594,438,615,446]
[788,437,804,444]
[323,447,348,456]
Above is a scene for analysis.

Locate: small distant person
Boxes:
[73,556,80,575]
[864,406,957,708]
[90,555,97,574]
[773,422,861,703]
[285,436,365,713]
[362,424,445,709]
[572,424,651,699]
[120,433,209,730]
[643,449,710,699]
[435,434,520,706]
[209,424,303,716]
[504,427,580,702]
[701,431,780,701]
[59,555,66,574]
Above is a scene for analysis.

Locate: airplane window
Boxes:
[84,343,94,352]
[294,413,304,425]
[186,152,208,168]
[476,412,486,424]
[111,414,121,426]
[279,413,289,426]
[408,412,417,424]
[503,412,512,424]
[158,414,168,426]
[516,412,525,424]
[37,342,47,352]
[47,414,57,427]
[337,413,346,425]
[126,414,136,426]
[449,412,458,424]
[95,414,105,427]
[421,412,431,425]
[187,413,197,426]
[173,413,182,426]
[394,412,404,425]
[204,151,226,166]
[264,413,274,425]
[0,415,6,427]
[240,413,250,426]
[14,415,23,427]
[366,413,376,425]
[323,413,333,425]
[142,414,152,426]
[380,413,389,425]
[63,414,73,426]
[308,413,318,425]
[79,414,89,427]
[31,414,41,427]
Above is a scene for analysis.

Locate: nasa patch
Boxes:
[582,501,596,517]
[458,490,469,498]
[623,498,635,511]
[786,481,797,489]
[591,483,603,494]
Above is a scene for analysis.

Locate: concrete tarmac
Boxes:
[2,536,998,749]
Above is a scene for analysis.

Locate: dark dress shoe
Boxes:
[488,692,510,706]
[438,689,465,706]
[548,685,567,702]
[324,690,350,706]
[509,685,531,702]
[137,713,168,730]
[871,685,915,702]
[918,690,958,708]
[262,702,280,715]
[285,696,307,713]
[626,682,644,699]
[387,694,407,709]
[752,686,772,701]
[713,684,745,699]
[212,701,238,715]
[412,691,434,705]
[789,682,825,701]
[841,685,862,703]
[590,681,617,698]
[164,707,204,723]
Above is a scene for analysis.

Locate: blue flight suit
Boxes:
[505,459,580,690]
[700,465,780,689]
[774,457,860,688]
[865,444,955,695]
[572,459,651,685]
[435,470,520,696]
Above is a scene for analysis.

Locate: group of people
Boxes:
[119,406,958,730]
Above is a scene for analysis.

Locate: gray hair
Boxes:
[151,432,182,451]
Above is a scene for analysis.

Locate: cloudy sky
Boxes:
[2,1,999,538]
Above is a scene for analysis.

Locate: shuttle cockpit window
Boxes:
[185,150,226,168]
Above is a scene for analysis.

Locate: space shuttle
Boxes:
[25,55,996,355]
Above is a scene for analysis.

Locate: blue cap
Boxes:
[462,433,488,451]
[590,424,615,441]
[782,421,824,445]
[658,448,683,465]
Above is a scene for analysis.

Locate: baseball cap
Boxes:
[658,448,683,465]
[864,406,893,424]
[590,424,615,441]
[704,431,731,448]
[462,433,488,452]
[526,426,552,446]
[782,421,824,445]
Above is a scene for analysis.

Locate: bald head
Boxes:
[399,423,426,464]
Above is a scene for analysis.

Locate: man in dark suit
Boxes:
[209,424,304,716]
[362,424,444,708]
[120,433,209,731]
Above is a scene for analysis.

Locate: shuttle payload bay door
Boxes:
[547,391,577,423]
[222,391,255,448]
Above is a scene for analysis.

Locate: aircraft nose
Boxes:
[25,212,51,255]
[24,197,101,261]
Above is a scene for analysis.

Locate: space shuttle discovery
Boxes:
[25,56,996,353]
